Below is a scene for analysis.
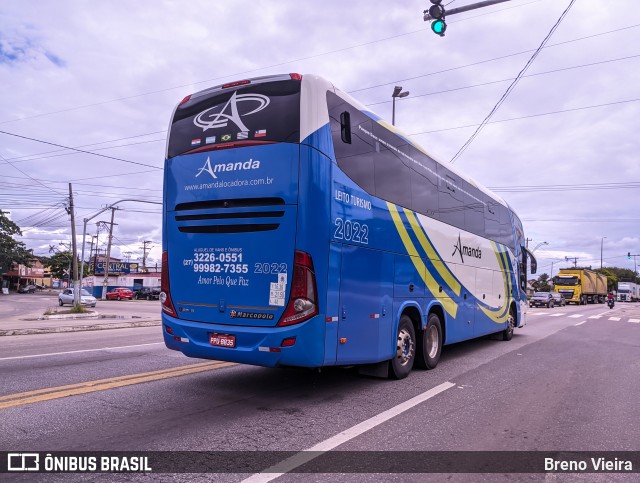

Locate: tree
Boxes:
[0,210,33,273]
[42,251,71,280]
[532,273,551,292]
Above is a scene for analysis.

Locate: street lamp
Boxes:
[392,86,409,126]
[77,199,161,304]
[600,236,607,269]
[531,241,548,253]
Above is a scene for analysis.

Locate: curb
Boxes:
[0,319,161,337]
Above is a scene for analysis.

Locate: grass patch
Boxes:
[70,304,88,314]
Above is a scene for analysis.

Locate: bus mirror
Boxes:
[340,111,352,144]
[524,246,537,275]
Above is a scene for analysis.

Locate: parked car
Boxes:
[106,287,133,300]
[550,292,566,307]
[59,288,97,307]
[529,292,555,308]
[133,286,160,300]
[18,284,37,294]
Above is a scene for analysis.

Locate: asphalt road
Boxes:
[1,301,639,482]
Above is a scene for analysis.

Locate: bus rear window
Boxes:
[167,80,301,158]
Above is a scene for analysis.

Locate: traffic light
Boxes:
[629,252,632,260]
[429,0,447,36]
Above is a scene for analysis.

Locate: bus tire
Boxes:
[502,308,515,341]
[389,315,415,380]
[416,313,442,370]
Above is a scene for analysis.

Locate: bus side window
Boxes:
[372,123,412,209]
[408,145,439,220]
[328,93,375,194]
[437,167,464,231]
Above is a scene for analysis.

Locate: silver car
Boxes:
[58,288,97,307]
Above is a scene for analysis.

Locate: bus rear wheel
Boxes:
[389,315,415,380]
[502,308,515,341]
[416,313,442,370]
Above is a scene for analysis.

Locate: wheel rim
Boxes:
[426,324,439,359]
[396,328,414,367]
[506,314,514,337]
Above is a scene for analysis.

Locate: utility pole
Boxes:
[101,207,118,300]
[78,199,161,295]
[140,240,153,272]
[87,236,96,271]
[565,256,578,268]
[67,184,81,305]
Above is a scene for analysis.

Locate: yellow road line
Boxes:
[0,361,236,410]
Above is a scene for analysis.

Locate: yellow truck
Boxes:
[553,269,607,305]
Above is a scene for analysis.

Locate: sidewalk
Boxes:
[0,309,161,337]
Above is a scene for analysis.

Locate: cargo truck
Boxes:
[617,282,638,302]
[553,269,607,305]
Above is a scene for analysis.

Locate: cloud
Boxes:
[1,0,638,276]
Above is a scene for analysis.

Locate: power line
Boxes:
[408,97,640,136]
[489,181,640,193]
[349,23,640,95]
[365,53,640,107]
[0,130,166,164]
[450,0,578,164]
[0,153,65,197]
[0,3,632,128]
[0,130,162,170]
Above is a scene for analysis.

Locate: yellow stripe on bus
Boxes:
[403,208,461,296]
[387,203,458,318]
[477,243,511,324]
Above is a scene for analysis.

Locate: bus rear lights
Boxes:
[222,79,251,89]
[277,251,318,327]
[258,346,282,353]
[281,337,296,347]
[161,251,177,317]
[165,325,174,335]
[174,336,189,343]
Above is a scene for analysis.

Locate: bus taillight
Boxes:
[161,250,177,317]
[277,251,318,327]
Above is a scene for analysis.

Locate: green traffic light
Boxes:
[431,19,446,36]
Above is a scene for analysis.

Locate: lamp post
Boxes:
[531,241,548,253]
[77,199,161,304]
[392,86,409,126]
[600,236,607,269]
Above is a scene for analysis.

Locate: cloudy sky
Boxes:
[1,0,638,278]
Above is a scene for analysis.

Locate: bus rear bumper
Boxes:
[161,313,325,368]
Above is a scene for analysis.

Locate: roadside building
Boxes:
[1,259,50,292]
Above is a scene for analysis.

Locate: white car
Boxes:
[58,288,97,307]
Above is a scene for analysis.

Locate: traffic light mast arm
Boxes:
[424,0,512,21]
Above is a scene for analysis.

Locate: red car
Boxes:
[106,287,133,300]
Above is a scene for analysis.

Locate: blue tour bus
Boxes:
[161,73,537,379]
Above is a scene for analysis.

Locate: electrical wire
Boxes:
[450,0,578,164]
[0,130,162,170]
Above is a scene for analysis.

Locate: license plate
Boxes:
[209,333,236,348]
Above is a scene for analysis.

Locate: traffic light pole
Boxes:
[424,0,512,21]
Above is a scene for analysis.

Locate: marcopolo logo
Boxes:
[193,91,270,132]
[452,233,482,264]
[196,157,261,180]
